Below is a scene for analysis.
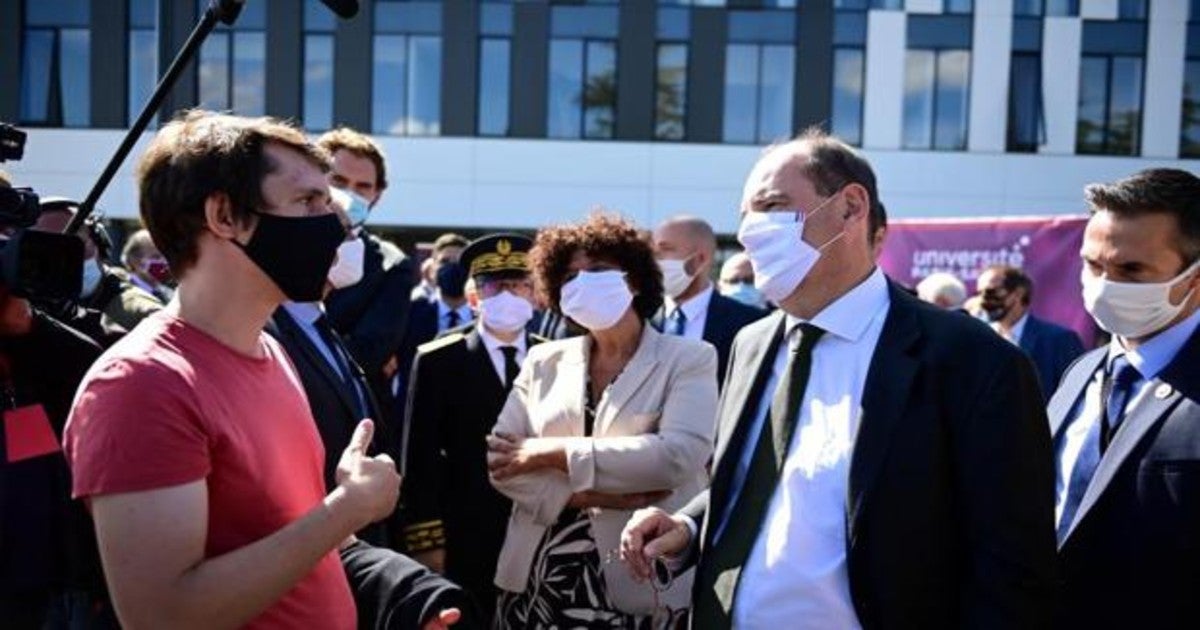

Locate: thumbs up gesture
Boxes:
[336,419,401,527]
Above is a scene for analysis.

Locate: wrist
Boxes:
[324,486,369,533]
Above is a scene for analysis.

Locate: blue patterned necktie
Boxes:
[668,307,687,336]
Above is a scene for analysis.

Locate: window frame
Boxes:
[902,46,972,152]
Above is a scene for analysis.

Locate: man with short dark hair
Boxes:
[622,129,1056,629]
[63,112,458,629]
[1049,168,1200,627]
[976,264,1084,399]
[652,216,764,386]
[317,127,416,420]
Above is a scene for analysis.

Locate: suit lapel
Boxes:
[847,285,921,543]
[464,328,506,396]
[554,336,589,436]
[1047,349,1105,440]
[276,310,360,418]
[712,312,786,466]
[596,325,661,435]
[1018,316,1039,354]
[702,294,724,342]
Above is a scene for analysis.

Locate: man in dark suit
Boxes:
[1049,168,1200,627]
[317,128,416,416]
[976,264,1085,399]
[622,129,1057,629]
[402,234,541,623]
[652,216,765,387]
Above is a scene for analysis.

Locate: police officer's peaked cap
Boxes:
[461,233,533,278]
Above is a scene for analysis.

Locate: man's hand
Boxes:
[568,490,671,511]
[620,507,692,582]
[422,607,460,629]
[336,419,401,528]
[486,432,565,480]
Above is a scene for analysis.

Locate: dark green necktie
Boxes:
[693,323,825,629]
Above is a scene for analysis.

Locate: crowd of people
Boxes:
[0,111,1197,629]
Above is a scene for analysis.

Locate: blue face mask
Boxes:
[722,281,767,309]
[331,187,371,229]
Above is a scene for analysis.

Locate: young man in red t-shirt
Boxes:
[63,112,460,629]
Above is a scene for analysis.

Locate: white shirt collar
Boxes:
[282,301,324,325]
[1108,305,1200,380]
[437,297,472,320]
[665,284,715,322]
[785,267,890,343]
[478,320,527,355]
[992,311,1029,344]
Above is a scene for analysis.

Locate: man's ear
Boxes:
[842,183,870,223]
[204,192,242,240]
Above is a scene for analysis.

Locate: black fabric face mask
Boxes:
[234,210,346,302]
[436,261,468,299]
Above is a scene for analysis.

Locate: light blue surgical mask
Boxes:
[331,187,371,229]
[722,281,767,309]
[80,257,103,298]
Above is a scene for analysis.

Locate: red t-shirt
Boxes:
[64,311,355,629]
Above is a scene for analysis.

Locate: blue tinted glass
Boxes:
[1082,22,1145,55]
[547,39,583,138]
[130,0,157,29]
[480,4,513,36]
[870,0,903,8]
[1181,60,1200,156]
[305,0,337,30]
[757,45,794,143]
[60,29,90,127]
[1118,0,1146,19]
[1007,53,1041,151]
[1012,0,1043,15]
[203,0,266,29]
[372,34,408,134]
[907,16,973,49]
[723,44,758,144]
[20,29,53,123]
[834,0,869,8]
[376,2,442,34]
[304,34,335,131]
[834,12,867,46]
[584,40,617,139]
[728,11,795,43]
[1045,0,1078,16]
[407,36,441,135]
[831,47,865,146]
[903,49,935,149]
[656,43,688,140]
[1076,56,1108,153]
[129,29,158,126]
[551,7,619,38]
[232,32,265,116]
[1107,56,1141,154]
[1193,0,1200,21]
[199,32,230,110]
[657,8,690,39]
[478,38,511,135]
[1011,17,1042,52]
[933,49,969,150]
[945,0,973,13]
[26,0,89,27]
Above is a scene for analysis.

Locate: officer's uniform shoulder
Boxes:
[416,330,467,357]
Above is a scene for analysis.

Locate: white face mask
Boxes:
[1082,258,1200,340]
[736,194,844,304]
[560,270,633,331]
[80,257,103,298]
[480,290,534,334]
[327,237,365,289]
[658,256,696,300]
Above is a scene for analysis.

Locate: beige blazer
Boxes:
[489,324,717,615]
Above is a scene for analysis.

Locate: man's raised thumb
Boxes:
[348,419,375,456]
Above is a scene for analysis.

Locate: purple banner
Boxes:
[879,216,1097,347]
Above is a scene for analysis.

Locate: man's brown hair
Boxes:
[135,110,330,274]
[772,128,886,241]
[1085,168,1200,264]
[316,126,389,192]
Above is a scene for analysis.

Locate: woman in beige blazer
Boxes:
[486,214,718,629]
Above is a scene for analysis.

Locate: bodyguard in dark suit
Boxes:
[402,234,540,623]
[976,264,1085,399]
[652,216,765,387]
[622,130,1056,629]
[1050,168,1200,628]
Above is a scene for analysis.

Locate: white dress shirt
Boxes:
[717,267,890,630]
[436,297,474,333]
[992,312,1028,345]
[663,284,714,341]
[477,321,527,386]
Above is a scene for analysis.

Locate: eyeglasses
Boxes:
[603,549,677,627]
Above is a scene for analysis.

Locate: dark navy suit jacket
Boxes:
[1019,313,1085,400]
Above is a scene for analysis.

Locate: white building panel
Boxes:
[969,0,1014,153]
[1040,18,1083,155]
[905,0,943,14]
[1141,0,1189,158]
[863,10,907,150]
[1079,0,1119,20]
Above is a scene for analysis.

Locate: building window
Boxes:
[198,0,266,116]
[21,0,90,127]
[1007,53,1043,152]
[654,8,690,141]
[1076,55,1142,155]
[1182,7,1200,157]
[723,44,794,144]
[903,48,970,150]
[303,0,336,132]
[128,0,157,126]
[372,1,441,136]
[831,48,865,146]
[1013,0,1079,15]
[547,39,617,139]
[477,4,512,137]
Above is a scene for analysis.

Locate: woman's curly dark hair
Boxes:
[529,212,664,321]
